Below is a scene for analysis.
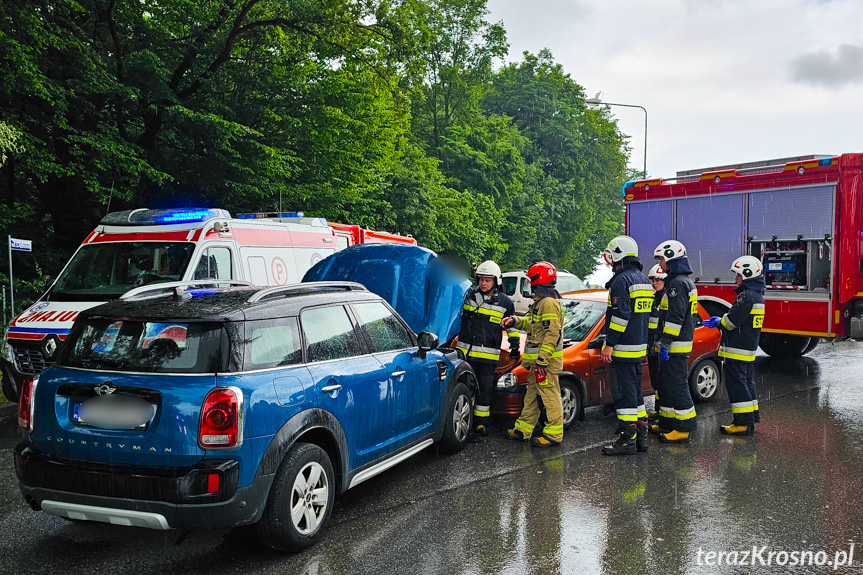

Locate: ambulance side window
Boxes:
[194,247,233,280]
[247,256,268,285]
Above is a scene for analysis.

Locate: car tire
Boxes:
[689,358,720,403]
[802,337,820,355]
[2,374,17,403]
[560,378,582,430]
[256,442,335,552]
[438,382,472,453]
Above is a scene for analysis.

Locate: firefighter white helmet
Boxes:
[731,255,763,279]
[603,235,639,265]
[654,240,687,262]
[475,260,502,285]
[648,264,667,280]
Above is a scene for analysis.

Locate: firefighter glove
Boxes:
[658,346,670,362]
[702,316,722,328]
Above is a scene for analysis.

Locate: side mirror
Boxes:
[587,334,606,350]
[417,331,440,359]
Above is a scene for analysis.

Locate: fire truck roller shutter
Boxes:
[747,185,835,241]
[627,200,672,263]
[676,194,744,284]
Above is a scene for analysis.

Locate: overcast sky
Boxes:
[486,0,863,284]
[487,0,863,180]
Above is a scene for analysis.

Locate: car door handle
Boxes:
[390,370,406,378]
[321,384,342,393]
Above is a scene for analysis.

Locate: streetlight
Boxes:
[586,97,648,178]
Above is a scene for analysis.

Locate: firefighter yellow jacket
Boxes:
[511,296,564,374]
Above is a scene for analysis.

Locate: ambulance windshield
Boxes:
[49,242,195,301]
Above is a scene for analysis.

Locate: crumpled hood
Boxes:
[303,244,470,342]
[666,257,693,275]
[742,275,767,293]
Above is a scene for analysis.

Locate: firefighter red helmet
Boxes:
[527,261,557,286]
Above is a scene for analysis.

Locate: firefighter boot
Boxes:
[636,420,649,453]
[531,435,561,448]
[649,424,670,435]
[657,430,690,444]
[720,424,753,436]
[472,423,489,437]
[602,425,638,456]
[504,428,528,442]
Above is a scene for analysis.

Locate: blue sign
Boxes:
[9,237,32,252]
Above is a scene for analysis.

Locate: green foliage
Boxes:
[0,0,631,291]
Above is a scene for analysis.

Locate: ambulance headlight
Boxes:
[497,372,518,389]
[2,331,14,363]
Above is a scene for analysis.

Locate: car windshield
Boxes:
[60,318,223,373]
[49,242,195,301]
[557,274,587,293]
[562,299,606,341]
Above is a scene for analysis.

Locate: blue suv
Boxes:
[14,278,475,551]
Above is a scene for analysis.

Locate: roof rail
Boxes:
[120,280,254,300]
[247,281,368,303]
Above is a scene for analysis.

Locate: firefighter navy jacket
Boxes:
[603,260,652,363]
[718,276,766,362]
[457,287,520,364]
[656,258,698,357]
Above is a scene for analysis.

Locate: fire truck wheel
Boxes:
[758,333,812,358]
[802,337,820,355]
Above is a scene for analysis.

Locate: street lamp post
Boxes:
[586,97,648,178]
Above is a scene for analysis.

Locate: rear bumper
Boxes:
[15,442,273,530]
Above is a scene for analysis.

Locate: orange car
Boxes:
[491,290,721,430]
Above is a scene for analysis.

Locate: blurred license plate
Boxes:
[73,395,155,429]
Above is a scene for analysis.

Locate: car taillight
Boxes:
[18,378,36,432]
[199,387,243,449]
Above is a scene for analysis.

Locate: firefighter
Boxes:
[501,261,565,448]
[646,264,667,424]
[456,260,521,436]
[652,240,698,443]
[702,255,765,435]
[599,236,652,456]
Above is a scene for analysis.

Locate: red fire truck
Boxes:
[625,153,863,357]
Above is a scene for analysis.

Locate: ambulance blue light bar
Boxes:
[101,208,231,226]
[236,212,305,219]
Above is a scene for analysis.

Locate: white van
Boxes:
[501,270,588,314]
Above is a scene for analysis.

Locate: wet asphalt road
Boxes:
[3,342,863,574]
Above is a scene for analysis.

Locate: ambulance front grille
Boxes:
[13,348,51,375]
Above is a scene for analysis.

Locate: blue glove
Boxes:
[702,316,722,328]
[658,346,670,362]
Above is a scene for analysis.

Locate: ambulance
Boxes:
[2,208,402,400]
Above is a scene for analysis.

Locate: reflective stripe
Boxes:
[676,406,696,420]
[658,407,675,418]
[731,401,756,414]
[544,425,563,434]
[721,315,735,330]
[611,316,629,328]
[617,407,639,422]
[648,318,659,328]
[523,353,539,360]
[719,346,757,362]
[611,343,648,359]
[507,331,521,338]
[456,341,501,360]
[609,322,626,333]
[669,341,693,353]
[750,308,765,315]
[629,290,654,299]
[689,289,698,299]
[752,303,765,310]
[515,419,535,433]
[629,283,653,293]
[663,322,682,336]
[474,405,490,414]
[541,344,556,353]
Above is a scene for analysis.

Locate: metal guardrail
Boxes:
[120,280,254,300]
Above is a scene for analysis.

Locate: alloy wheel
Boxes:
[453,394,471,442]
[290,461,329,535]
